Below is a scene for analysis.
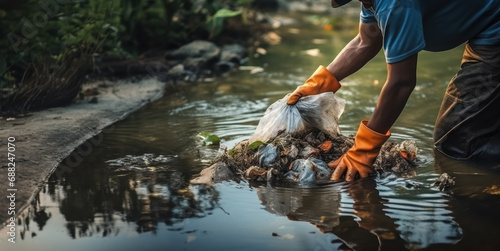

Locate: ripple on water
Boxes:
[105,153,178,172]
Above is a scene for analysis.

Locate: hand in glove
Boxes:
[328,121,390,181]
[287,65,342,105]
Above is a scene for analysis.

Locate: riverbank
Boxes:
[0,79,166,226]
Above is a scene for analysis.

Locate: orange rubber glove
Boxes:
[287,65,342,105]
[328,120,391,181]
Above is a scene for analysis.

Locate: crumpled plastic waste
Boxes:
[285,158,332,182]
[256,144,280,168]
[249,92,345,144]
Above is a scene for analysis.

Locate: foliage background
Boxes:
[0,0,253,112]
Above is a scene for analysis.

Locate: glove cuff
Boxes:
[311,65,342,93]
[356,120,391,151]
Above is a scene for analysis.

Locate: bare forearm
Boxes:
[327,34,381,81]
[367,79,415,133]
[326,22,382,81]
[367,54,418,133]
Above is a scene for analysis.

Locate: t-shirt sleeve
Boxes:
[378,6,426,63]
[360,5,376,23]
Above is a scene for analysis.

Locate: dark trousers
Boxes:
[434,43,500,160]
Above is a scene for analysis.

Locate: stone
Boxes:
[166,40,220,61]
[190,162,235,184]
[215,44,246,72]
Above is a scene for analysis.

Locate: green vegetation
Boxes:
[0,0,254,113]
[247,140,266,150]
[199,132,221,145]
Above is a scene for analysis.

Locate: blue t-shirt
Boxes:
[360,0,500,63]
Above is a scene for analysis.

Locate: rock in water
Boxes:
[215,44,246,72]
[166,40,220,61]
[191,162,236,184]
[166,40,220,71]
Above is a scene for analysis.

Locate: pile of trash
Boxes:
[192,93,418,184]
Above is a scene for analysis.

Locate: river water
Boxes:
[2,12,500,251]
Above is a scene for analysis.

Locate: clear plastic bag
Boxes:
[256,144,279,168]
[285,158,332,182]
[249,92,346,143]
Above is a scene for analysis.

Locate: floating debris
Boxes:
[483,185,500,195]
[432,173,456,191]
[105,153,176,172]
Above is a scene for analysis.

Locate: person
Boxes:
[287,0,500,181]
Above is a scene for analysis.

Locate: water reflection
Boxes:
[254,176,462,250]
[430,151,500,250]
[18,193,52,240]
[6,139,495,250]
[256,184,342,232]
[16,157,221,241]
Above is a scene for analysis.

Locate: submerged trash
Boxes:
[256,144,280,168]
[245,166,267,180]
[285,158,331,182]
[194,93,419,185]
[205,129,419,184]
[432,173,456,191]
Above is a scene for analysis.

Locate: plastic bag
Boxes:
[249,92,345,143]
[256,144,280,168]
[285,158,332,182]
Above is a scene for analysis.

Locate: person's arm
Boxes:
[287,21,382,105]
[368,54,417,133]
[327,21,383,81]
[329,54,418,181]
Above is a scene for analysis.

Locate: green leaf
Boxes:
[206,9,242,38]
[206,15,223,38]
[198,132,220,145]
[247,141,266,150]
[213,9,242,19]
[204,135,220,145]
